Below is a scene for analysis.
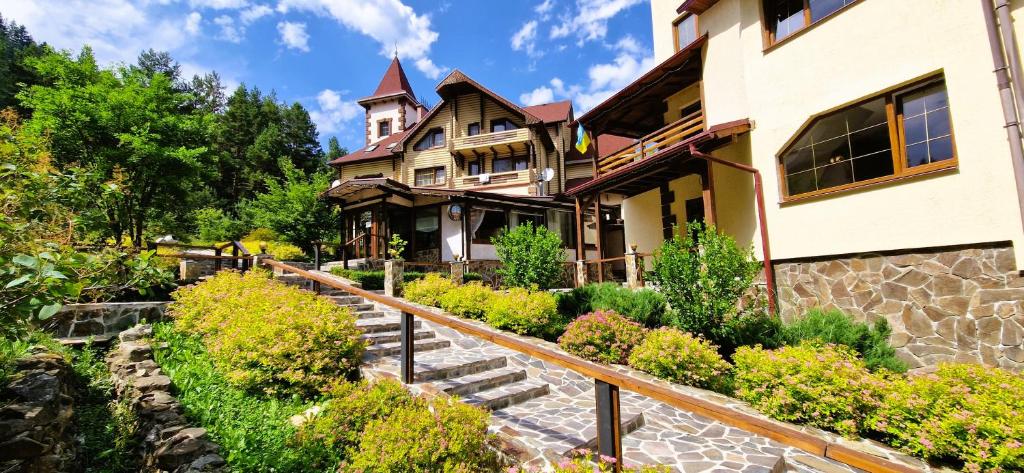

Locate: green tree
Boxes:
[0,14,45,113]
[18,47,213,246]
[241,160,337,254]
[492,222,566,290]
[326,136,347,162]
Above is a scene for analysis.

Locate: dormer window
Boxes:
[491,119,517,133]
[378,120,391,138]
[413,128,445,151]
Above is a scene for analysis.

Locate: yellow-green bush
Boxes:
[243,228,278,242]
[238,240,305,261]
[486,287,560,337]
[868,364,1024,472]
[732,343,886,437]
[439,282,495,319]
[168,270,365,396]
[628,327,732,392]
[525,452,670,472]
[403,272,456,306]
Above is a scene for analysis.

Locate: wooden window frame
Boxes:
[377,118,392,138]
[490,118,518,133]
[760,0,862,51]
[467,122,481,136]
[413,127,446,151]
[467,159,482,176]
[777,76,957,203]
[414,166,447,187]
[672,13,698,53]
[492,155,529,173]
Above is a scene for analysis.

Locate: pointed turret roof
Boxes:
[358,57,418,106]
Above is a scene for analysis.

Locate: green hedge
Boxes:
[328,268,426,290]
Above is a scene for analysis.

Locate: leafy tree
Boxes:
[0,13,45,112]
[241,160,337,254]
[492,222,566,290]
[326,136,347,162]
[18,47,212,246]
[133,48,182,85]
[187,71,227,114]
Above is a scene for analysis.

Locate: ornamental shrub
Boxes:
[241,240,306,261]
[782,308,906,373]
[439,282,495,319]
[404,272,457,306]
[628,327,732,392]
[343,396,498,473]
[557,283,668,328]
[646,223,761,345]
[486,287,562,338]
[168,270,366,396]
[329,268,426,290]
[492,221,566,290]
[558,310,647,365]
[527,451,669,472]
[868,364,1024,472]
[243,227,278,242]
[732,343,886,437]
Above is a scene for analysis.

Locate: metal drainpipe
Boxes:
[982,0,1024,241]
[995,0,1024,118]
[688,144,777,316]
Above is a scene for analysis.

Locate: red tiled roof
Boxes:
[523,100,573,124]
[329,130,409,166]
[359,57,417,104]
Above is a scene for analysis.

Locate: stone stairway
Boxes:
[274,272,854,473]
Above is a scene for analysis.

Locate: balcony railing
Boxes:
[457,169,534,189]
[451,128,531,153]
[597,112,704,175]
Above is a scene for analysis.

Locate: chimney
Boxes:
[417,104,427,121]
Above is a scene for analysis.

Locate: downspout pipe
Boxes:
[995,0,1024,119]
[688,144,777,316]
[982,0,1024,242]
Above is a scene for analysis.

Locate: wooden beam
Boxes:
[574,196,585,261]
[701,160,717,226]
[593,196,604,282]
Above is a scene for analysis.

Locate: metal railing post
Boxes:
[214,248,222,271]
[595,379,623,472]
[400,311,415,384]
[312,241,322,295]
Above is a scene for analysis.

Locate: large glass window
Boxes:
[467,160,482,176]
[511,211,544,230]
[547,210,575,249]
[470,208,506,244]
[414,167,446,186]
[490,118,518,132]
[413,128,445,151]
[467,122,481,136]
[493,156,529,173]
[779,78,955,199]
[673,14,697,51]
[765,0,857,44]
[414,207,440,250]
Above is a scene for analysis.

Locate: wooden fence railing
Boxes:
[597,112,705,175]
[150,240,254,272]
[259,258,919,473]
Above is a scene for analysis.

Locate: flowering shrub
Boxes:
[168,270,365,396]
[868,363,1024,472]
[403,272,457,306]
[439,282,495,320]
[511,450,669,472]
[344,396,498,472]
[486,287,561,338]
[558,310,646,365]
[732,343,885,437]
[628,328,732,392]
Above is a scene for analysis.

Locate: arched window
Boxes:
[779,77,955,199]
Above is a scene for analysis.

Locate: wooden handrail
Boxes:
[158,253,255,261]
[258,258,919,473]
[597,114,705,174]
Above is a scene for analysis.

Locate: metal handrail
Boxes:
[258,258,918,473]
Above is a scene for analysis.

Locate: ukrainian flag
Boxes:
[575,123,591,154]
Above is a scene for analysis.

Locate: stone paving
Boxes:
[277,272,950,473]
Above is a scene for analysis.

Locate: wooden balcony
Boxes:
[451,128,531,156]
[597,111,704,175]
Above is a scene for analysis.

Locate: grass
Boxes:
[151,322,321,473]
[71,341,139,473]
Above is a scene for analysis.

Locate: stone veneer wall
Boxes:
[48,302,169,339]
[774,242,1024,371]
[0,349,75,472]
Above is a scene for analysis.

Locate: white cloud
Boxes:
[549,0,644,44]
[214,15,242,42]
[519,86,555,106]
[535,0,555,16]
[239,4,274,23]
[188,0,249,9]
[277,21,310,52]
[185,11,203,35]
[276,0,447,79]
[309,89,361,134]
[511,20,539,58]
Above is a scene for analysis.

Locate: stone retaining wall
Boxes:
[0,349,76,473]
[775,242,1024,371]
[48,302,169,339]
[107,325,227,473]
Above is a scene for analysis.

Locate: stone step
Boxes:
[362,329,436,345]
[432,366,529,397]
[356,317,423,334]
[327,295,364,305]
[408,351,509,383]
[488,395,646,458]
[620,421,786,473]
[355,310,386,320]
[462,379,550,411]
[364,339,451,358]
[58,333,117,347]
[339,303,375,312]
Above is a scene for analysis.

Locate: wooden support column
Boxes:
[593,196,604,282]
[701,160,718,226]
[462,201,472,261]
[595,380,623,471]
[574,197,585,261]
[400,311,415,384]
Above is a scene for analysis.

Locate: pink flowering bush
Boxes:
[732,342,886,437]
[558,310,646,365]
[628,327,732,392]
[509,450,670,472]
[168,270,366,396]
[868,363,1024,472]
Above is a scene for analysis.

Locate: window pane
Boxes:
[849,123,890,158]
[809,0,853,22]
[472,209,506,243]
[845,98,888,131]
[468,123,480,136]
[903,115,927,146]
[929,136,954,163]
[676,15,697,49]
[435,167,446,183]
[514,158,529,171]
[902,83,953,167]
[852,151,894,181]
[816,161,854,188]
[810,113,848,143]
[906,142,928,167]
[784,145,814,174]
[926,110,950,139]
[813,135,850,164]
[787,170,817,195]
[771,0,804,40]
[493,159,512,173]
[415,207,440,250]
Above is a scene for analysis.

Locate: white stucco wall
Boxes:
[366,99,402,144]
[441,204,462,262]
[644,0,1024,268]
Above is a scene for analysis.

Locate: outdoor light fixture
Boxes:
[448,203,463,221]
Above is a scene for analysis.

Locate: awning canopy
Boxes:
[575,36,706,138]
[323,177,576,211]
[566,120,750,197]
[323,178,412,202]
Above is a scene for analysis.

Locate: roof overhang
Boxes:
[575,36,706,138]
[677,0,719,14]
[566,119,751,197]
[357,91,419,107]
[323,178,412,202]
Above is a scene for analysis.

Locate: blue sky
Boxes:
[2,0,654,152]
